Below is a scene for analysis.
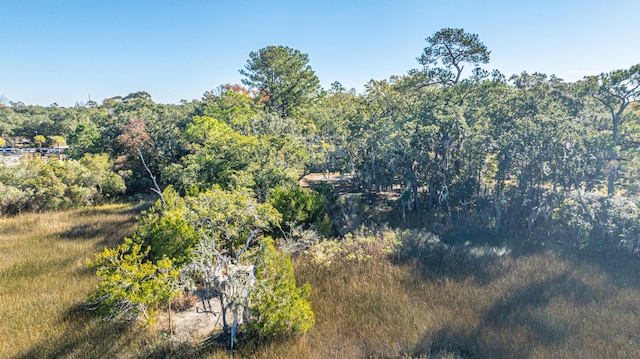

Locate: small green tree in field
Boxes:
[88,237,181,325]
[68,120,100,158]
[33,134,46,148]
[248,238,314,339]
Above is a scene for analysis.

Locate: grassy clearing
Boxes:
[3,207,640,358]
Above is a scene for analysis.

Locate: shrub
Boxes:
[137,186,198,266]
[305,225,402,266]
[269,185,327,232]
[0,156,125,215]
[88,237,181,325]
[78,153,126,198]
[248,238,314,339]
[556,190,640,251]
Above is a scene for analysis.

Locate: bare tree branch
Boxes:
[138,148,165,207]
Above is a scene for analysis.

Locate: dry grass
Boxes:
[237,243,640,359]
[3,206,640,358]
[0,204,150,358]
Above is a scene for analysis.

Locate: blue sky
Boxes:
[1,0,639,107]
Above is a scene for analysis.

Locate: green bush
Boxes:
[136,185,281,265]
[0,184,32,214]
[0,155,125,215]
[268,185,327,233]
[556,190,640,251]
[137,186,199,266]
[88,237,181,325]
[248,238,314,339]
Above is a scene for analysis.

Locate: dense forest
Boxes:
[2,28,640,353]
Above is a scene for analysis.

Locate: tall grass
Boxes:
[3,206,640,358]
[241,240,640,359]
[0,204,147,358]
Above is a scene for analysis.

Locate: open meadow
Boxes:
[3,204,640,358]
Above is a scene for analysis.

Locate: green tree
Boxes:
[179,186,281,345]
[268,185,326,231]
[48,135,66,159]
[137,186,198,266]
[308,83,363,174]
[167,116,258,192]
[33,134,46,149]
[78,153,127,199]
[203,84,258,134]
[248,237,314,339]
[123,91,153,102]
[68,120,100,158]
[417,28,490,86]
[241,45,321,118]
[187,186,281,255]
[487,73,583,233]
[583,64,640,196]
[248,133,305,201]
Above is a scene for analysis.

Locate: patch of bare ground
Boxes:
[301,172,410,205]
[300,172,358,194]
[157,290,239,344]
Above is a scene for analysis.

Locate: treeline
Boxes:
[2,30,639,247]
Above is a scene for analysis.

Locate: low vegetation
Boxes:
[0,154,125,215]
[3,206,640,358]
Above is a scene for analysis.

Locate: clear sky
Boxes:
[1,0,639,107]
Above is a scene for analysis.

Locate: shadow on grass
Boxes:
[15,302,223,359]
[394,230,513,286]
[60,206,140,247]
[61,219,134,240]
[15,304,135,359]
[75,201,152,218]
[410,272,602,359]
[559,246,640,292]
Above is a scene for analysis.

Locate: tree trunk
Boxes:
[168,301,173,336]
[607,153,617,197]
[494,180,504,235]
[607,113,620,197]
[220,294,228,334]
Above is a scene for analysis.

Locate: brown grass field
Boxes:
[2,204,640,358]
